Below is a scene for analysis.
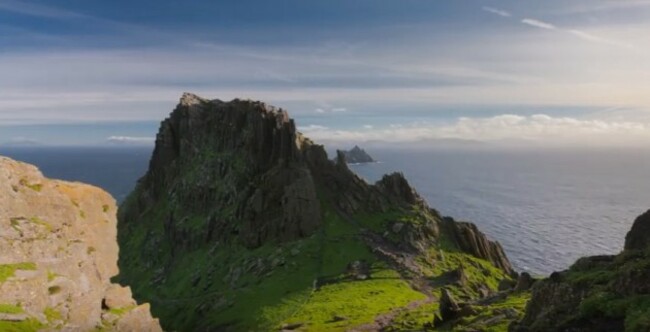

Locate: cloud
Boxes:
[521,18,557,30]
[363,124,374,129]
[298,124,328,132]
[106,136,155,145]
[2,136,40,146]
[482,6,511,17]
[0,0,85,19]
[314,107,347,114]
[298,114,650,147]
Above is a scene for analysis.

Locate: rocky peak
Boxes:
[0,156,160,331]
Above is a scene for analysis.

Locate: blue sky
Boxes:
[1,0,650,147]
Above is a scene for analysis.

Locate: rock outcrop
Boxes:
[0,157,161,331]
[511,210,650,332]
[117,93,515,331]
[336,145,375,164]
[441,217,515,276]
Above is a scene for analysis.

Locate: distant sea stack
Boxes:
[117,93,520,331]
[337,145,375,164]
[0,157,161,331]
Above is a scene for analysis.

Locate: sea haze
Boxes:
[2,146,648,276]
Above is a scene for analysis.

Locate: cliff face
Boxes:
[0,157,161,331]
[512,210,650,332]
[118,93,518,331]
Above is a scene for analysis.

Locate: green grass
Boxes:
[275,265,426,331]
[0,262,37,283]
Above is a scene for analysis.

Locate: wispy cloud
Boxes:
[0,0,85,19]
[106,136,155,145]
[521,18,557,30]
[315,107,347,113]
[482,6,511,17]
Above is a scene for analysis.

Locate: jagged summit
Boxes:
[337,145,376,164]
[118,93,516,331]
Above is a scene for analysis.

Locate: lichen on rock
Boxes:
[0,156,161,331]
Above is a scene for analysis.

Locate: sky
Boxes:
[1,0,650,147]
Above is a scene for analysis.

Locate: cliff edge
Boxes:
[0,157,161,331]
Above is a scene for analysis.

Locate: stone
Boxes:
[335,145,375,164]
[439,288,461,322]
[514,272,535,291]
[625,209,650,250]
[104,284,136,309]
[0,157,161,331]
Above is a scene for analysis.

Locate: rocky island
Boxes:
[116,93,523,331]
[337,145,376,164]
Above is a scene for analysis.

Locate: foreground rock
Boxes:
[0,157,161,331]
[512,210,650,332]
[336,145,375,164]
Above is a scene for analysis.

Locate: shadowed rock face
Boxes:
[0,157,160,331]
[625,209,650,251]
[441,218,514,276]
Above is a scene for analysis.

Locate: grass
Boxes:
[275,265,426,331]
[0,262,37,283]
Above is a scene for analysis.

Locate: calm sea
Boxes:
[2,146,648,275]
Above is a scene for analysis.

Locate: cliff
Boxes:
[336,145,375,164]
[0,157,161,331]
[117,93,519,331]
[511,210,650,332]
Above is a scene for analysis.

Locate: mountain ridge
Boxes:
[116,93,520,331]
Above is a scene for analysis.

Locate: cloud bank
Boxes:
[300,114,650,147]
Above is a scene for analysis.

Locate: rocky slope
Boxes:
[117,93,522,331]
[511,210,650,332]
[337,145,375,164]
[0,157,161,331]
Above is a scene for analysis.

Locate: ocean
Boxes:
[2,146,648,276]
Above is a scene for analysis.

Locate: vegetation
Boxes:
[0,262,37,283]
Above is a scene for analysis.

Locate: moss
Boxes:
[0,319,43,332]
[47,270,58,282]
[44,307,62,323]
[102,205,110,213]
[0,262,37,283]
[87,247,96,255]
[0,303,24,314]
[19,178,42,192]
[108,305,137,316]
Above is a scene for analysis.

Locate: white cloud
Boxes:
[298,124,328,132]
[315,107,347,113]
[106,136,155,145]
[482,6,511,17]
[299,114,650,147]
[363,124,374,129]
[521,18,557,30]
